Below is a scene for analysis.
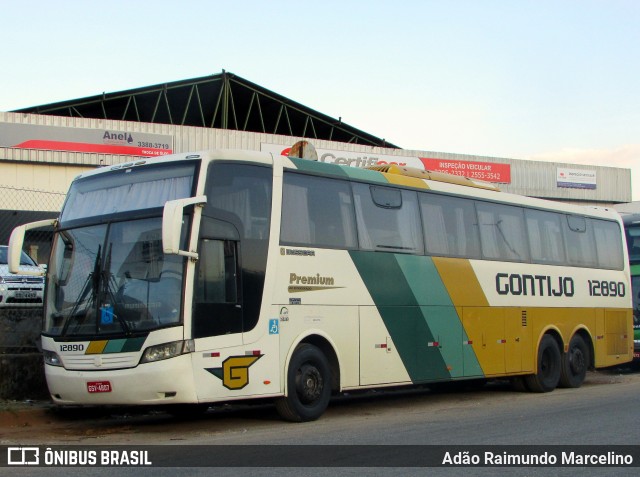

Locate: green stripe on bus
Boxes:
[101,337,146,354]
[121,337,146,352]
[288,157,389,184]
[350,251,483,381]
[104,339,127,353]
[288,157,351,178]
[395,255,482,378]
[341,167,389,184]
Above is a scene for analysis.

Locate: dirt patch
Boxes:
[0,403,51,428]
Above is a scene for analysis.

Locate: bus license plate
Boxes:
[87,381,112,393]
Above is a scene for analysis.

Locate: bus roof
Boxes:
[70,149,622,223]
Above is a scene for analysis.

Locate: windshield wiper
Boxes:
[61,245,102,337]
[100,243,130,335]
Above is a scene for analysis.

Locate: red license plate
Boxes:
[87,381,112,393]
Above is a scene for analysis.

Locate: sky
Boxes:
[2,0,639,199]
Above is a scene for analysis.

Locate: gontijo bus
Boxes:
[9,149,633,421]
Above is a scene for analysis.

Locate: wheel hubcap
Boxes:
[569,348,585,375]
[296,364,323,404]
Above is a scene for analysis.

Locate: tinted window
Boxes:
[525,209,566,265]
[476,202,529,261]
[202,163,273,334]
[592,219,623,269]
[632,275,640,328]
[626,224,640,265]
[0,247,37,266]
[207,163,272,240]
[352,183,423,254]
[281,173,357,249]
[193,239,241,338]
[419,194,480,258]
[563,215,597,267]
[61,163,196,223]
[371,186,402,208]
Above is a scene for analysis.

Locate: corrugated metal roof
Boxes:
[13,71,397,149]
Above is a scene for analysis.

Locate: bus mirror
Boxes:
[8,219,57,275]
[162,196,207,259]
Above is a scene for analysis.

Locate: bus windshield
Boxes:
[45,217,186,337]
[60,162,196,223]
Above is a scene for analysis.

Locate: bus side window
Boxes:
[192,239,241,338]
[592,218,624,270]
[563,215,598,268]
[352,183,423,254]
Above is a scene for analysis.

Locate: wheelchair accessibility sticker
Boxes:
[269,318,279,335]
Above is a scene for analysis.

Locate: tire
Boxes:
[275,343,332,422]
[525,334,561,393]
[559,334,589,388]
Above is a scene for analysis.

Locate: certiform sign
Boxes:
[557,168,597,189]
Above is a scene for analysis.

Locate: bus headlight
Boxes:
[140,340,194,364]
[43,350,62,367]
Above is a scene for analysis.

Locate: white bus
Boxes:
[9,149,633,421]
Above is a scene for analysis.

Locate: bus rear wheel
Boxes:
[559,334,589,388]
[525,334,561,393]
[275,343,332,422]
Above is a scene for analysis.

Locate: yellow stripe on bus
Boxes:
[86,340,108,354]
[432,257,489,307]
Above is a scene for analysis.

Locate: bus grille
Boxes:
[62,353,139,370]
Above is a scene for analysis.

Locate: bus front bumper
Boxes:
[45,354,198,405]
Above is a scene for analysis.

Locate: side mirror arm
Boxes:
[9,219,57,275]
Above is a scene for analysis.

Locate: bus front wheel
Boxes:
[525,334,561,393]
[275,343,332,422]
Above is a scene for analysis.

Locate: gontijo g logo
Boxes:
[206,355,263,390]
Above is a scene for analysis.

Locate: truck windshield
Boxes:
[0,246,38,266]
[45,217,185,337]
